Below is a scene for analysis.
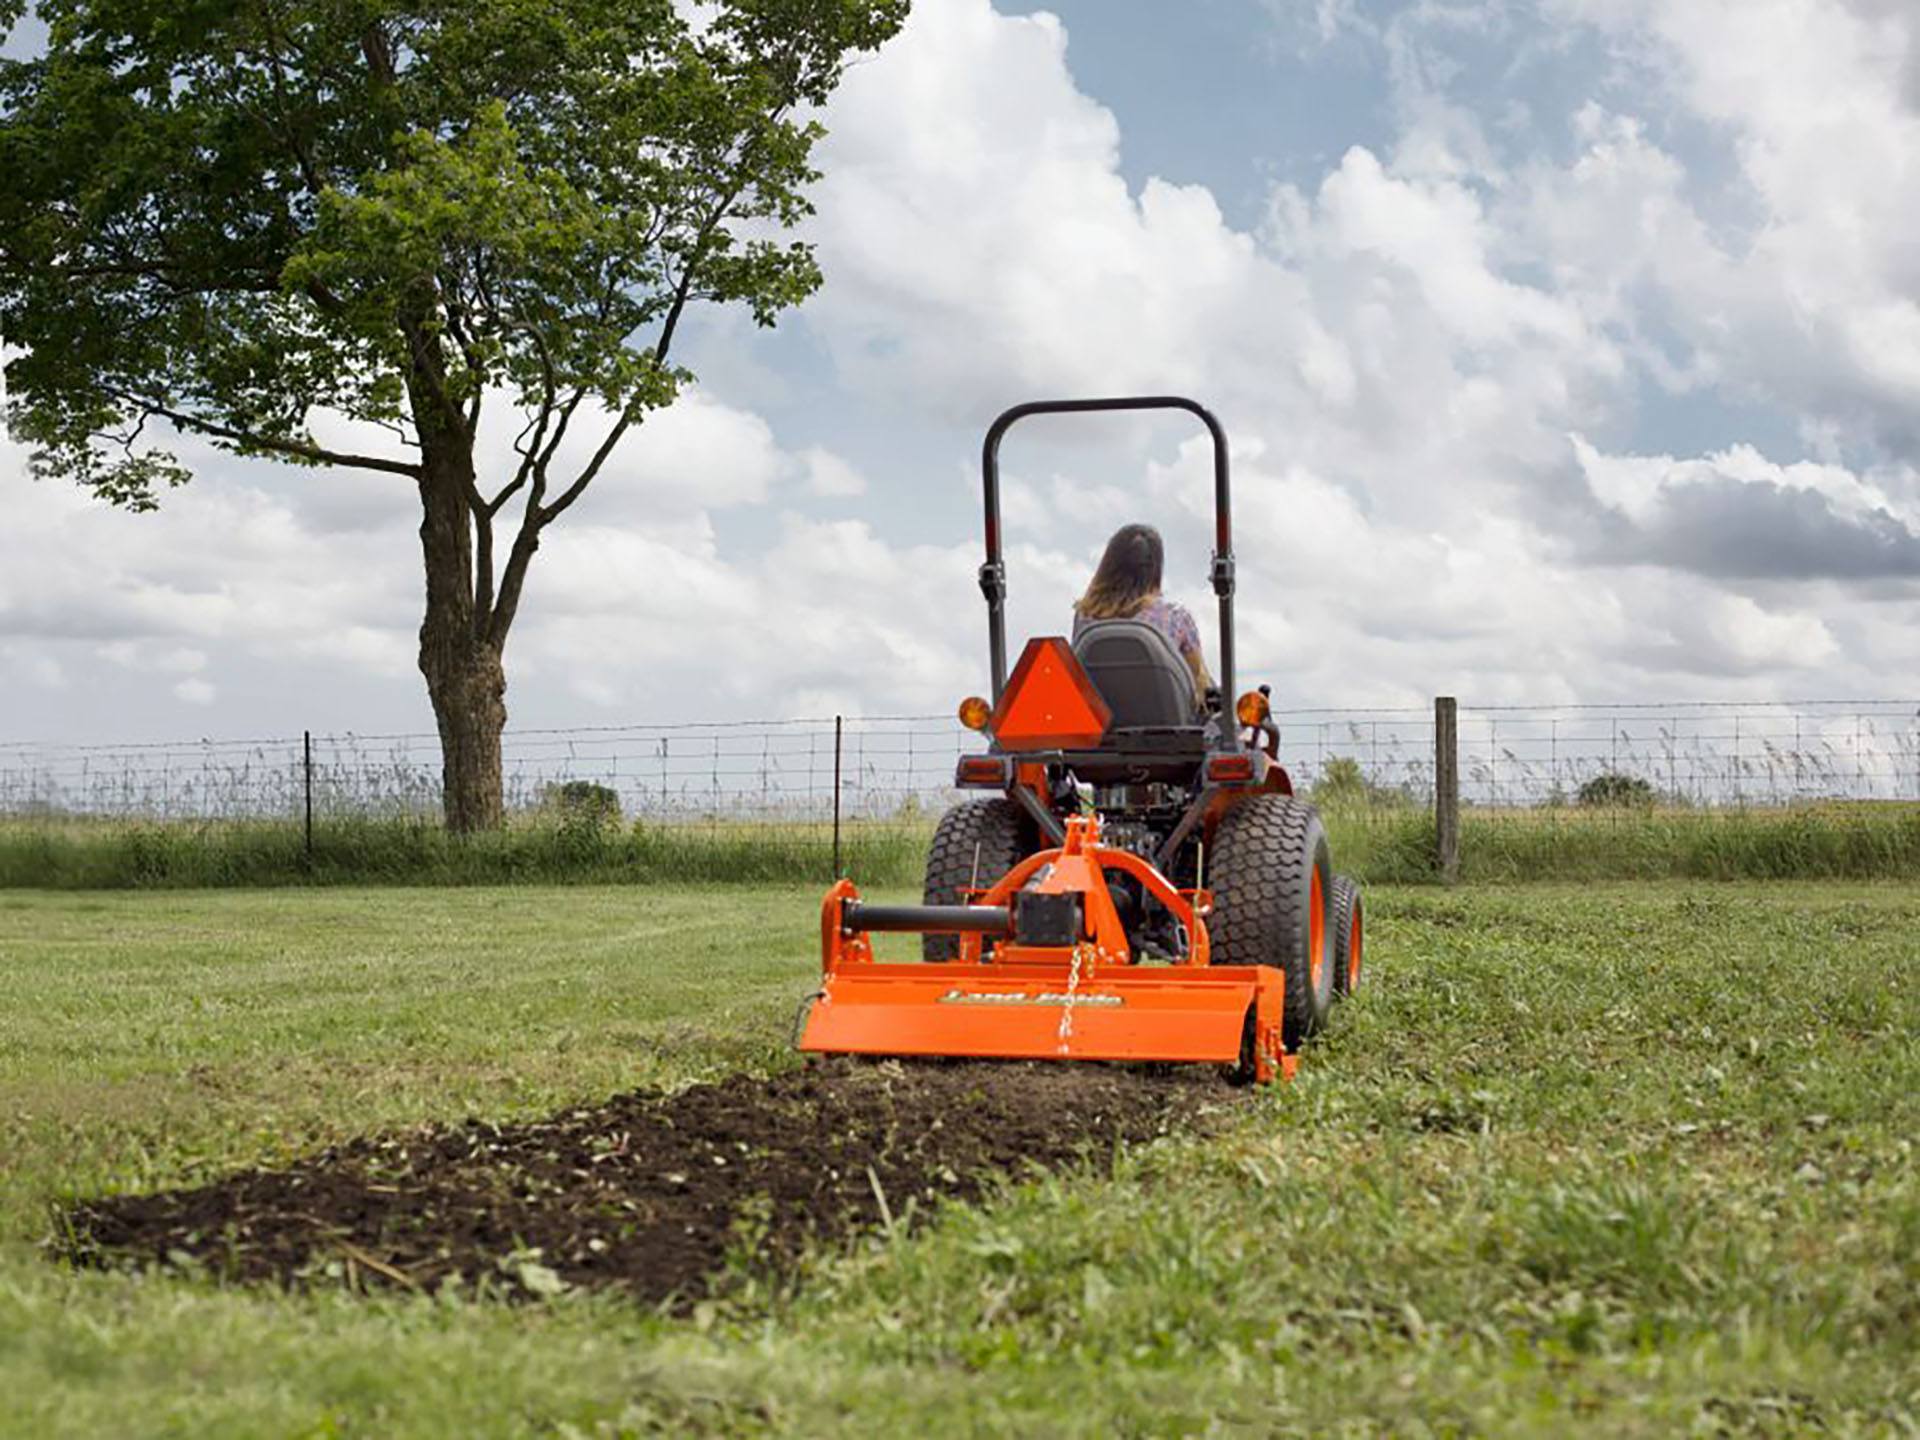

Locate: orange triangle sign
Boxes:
[989,637,1113,750]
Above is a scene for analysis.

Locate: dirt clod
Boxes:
[56,1059,1237,1307]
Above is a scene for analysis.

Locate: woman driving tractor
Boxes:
[1071,523,1212,699]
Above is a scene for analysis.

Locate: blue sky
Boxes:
[4,0,1918,741]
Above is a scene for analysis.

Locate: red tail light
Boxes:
[1206,754,1256,784]
[957,756,1011,787]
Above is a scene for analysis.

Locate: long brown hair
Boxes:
[1074,523,1165,620]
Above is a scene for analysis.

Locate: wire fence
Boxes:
[0,717,973,824]
[1281,699,1920,808]
[2,700,1917,825]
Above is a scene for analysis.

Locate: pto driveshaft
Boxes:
[840,902,1012,934]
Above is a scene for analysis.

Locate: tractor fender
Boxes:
[1199,765,1294,851]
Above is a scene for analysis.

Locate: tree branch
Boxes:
[534,184,734,528]
[101,388,422,478]
[360,23,397,86]
[471,487,497,625]
[484,324,559,518]
[4,258,278,289]
[439,299,488,439]
[256,4,329,196]
[535,405,633,529]
[400,312,472,444]
[528,384,590,504]
[484,100,800,646]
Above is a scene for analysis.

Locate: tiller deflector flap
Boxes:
[798,961,1283,1070]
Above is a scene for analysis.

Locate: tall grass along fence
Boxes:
[3,700,1917,888]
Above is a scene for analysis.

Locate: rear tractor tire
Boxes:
[920,798,1029,961]
[1208,795,1336,1051]
[1331,874,1364,998]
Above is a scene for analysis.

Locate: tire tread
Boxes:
[920,799,1028,961]
[1209,794,1334,1049]
[1331,873,1362,997]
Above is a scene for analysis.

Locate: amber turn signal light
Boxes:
[1235,690,1270,726]
[957,695,992,730]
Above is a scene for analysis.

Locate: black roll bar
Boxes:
[979,396,1235,730]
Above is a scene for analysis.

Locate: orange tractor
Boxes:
[797,397,1364,1082]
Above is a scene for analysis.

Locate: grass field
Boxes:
[3,882,1916,1436]
[5,800,1920,890]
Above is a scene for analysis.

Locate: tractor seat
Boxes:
[1072,619,1202,729]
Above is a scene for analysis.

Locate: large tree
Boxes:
[0,0,905,828]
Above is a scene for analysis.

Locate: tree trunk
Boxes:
[415,434,506,832]
[426,637,506,832]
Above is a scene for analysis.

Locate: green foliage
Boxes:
[1577,771,1658,808]
[1310,754,1367,803]
[1310,754,1413,809]
[544,779,623,830]
[0,0,908,505]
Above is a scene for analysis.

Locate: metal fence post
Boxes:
[832,715,844,880]
[1435,697,1459,883]
[303,729,314,864]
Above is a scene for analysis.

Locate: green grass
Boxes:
[787,885,1919,1431]
[0,815,930,890]
[3,802,1920,890]
[1325,800,1920,883]
[3,882,1916,1436]
[6,800,1918,891]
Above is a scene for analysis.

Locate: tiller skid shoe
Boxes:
[796,816,1295,1083]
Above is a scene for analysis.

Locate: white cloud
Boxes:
[504,387,792,519]
[0,643,66,692]
[801,446,867,498]
[0,419,423,733]
[793,0,1915,703]
[806,2,1285,407]
[99,643,209,676]
[1626,585,1841,678]
[1538,0,1920,445]
[6,0,1918,746]
[1257,0,1379,49]
[1574,435,1919,531]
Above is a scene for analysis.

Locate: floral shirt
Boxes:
[1073,596,1207,680]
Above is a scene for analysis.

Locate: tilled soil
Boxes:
[57,1059,1238,1308]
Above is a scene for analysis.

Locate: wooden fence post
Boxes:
[1435,697,1459,883]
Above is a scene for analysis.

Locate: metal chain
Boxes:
[1057,941,1089,1052]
